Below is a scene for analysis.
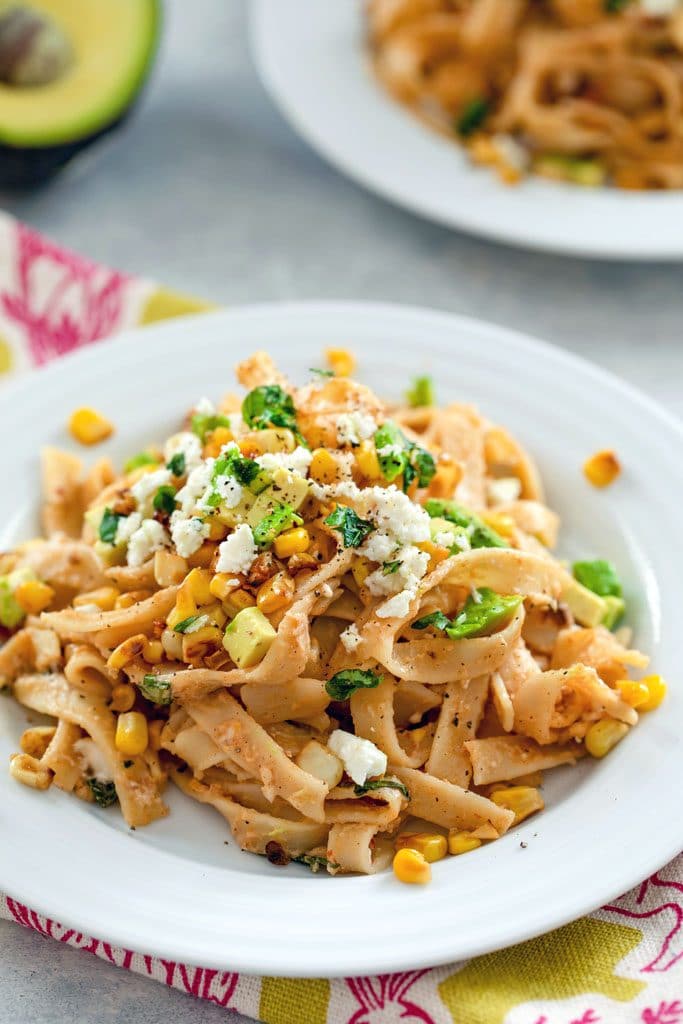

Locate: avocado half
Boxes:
[0,0,160,186]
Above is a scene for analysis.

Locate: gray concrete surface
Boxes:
[1,1,682,1021]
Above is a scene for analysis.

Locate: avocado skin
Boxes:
[0,115,127,187]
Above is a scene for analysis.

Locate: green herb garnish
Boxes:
[98,508,121,545]
[354,777,410,799]
[167,452,186,477]
[139,674,173,706]
[173,614,209,634]
[124,451,158,473]
[411,610,451,631]
[424,499,508,550]
[87,779,118,808]
[573,560,622,598]
[382,560,402,575]
[456,97,491,137]
[153,485,177,516]
[324,505,375,548]
[242,384,300,437]
[374,421,436,491]
[252,503,303,548]
[446,588,523,640]
[406,376,435,408]
[325,669,383,701]
[604,0,629,12]
[309,368,334,378]
[293,854,339,872]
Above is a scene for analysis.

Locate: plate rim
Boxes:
[250,0,683,262]
[1,300,682,978]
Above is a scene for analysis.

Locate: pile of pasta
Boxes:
[367,0,683,190]
[0,350,654,878]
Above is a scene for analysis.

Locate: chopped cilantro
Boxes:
[167,452,186,477]
[456,97,491,137]
[173,614,209,634]
[382,560,402,575]
[153,485,177,516]
[87,778,118,808]
[353,777,410,799]
[374,421,436,491]
[124,451,158,473]
[411,610,451,631]
[252,503,303,548]
[573,560,622,598]
[98,508,121,545]
[309,368,334,378]
[324,505,375,548]
[326,669,383,701]
[406,376,435,408]
[242,384,300,437]
[293,854,339,872]
[139,674,173,706]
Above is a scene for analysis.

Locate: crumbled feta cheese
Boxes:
[256,446,313,477]
[340,623,362,652]
[376,588,417,619]
[640,0,680,14]
[195,396,215,416]
[127,519,169,567]
[377,443,403,458]
[200,474,243,511]
[365,544,429,598]
[434,530,455,548]
[164,431,203,473]
[131,467,173,512]
[170,514,209,558]
[337,412,377,447]
[361,531,399,564]
[327,730,387,786]
[362,487,430,545]
[115,511,142,545]
[176,460,214,515]
[74,738,111,782]
[216,524,257,575]
[487,476,522,506]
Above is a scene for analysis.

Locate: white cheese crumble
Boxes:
[74,738,111,782]
[377,443,403,458]
[365,544,429,599]
[376,589,417,619]
[487,476,522,506]
[640,0,681,14]
[361,531,399,564]
[115,511,142,545]
[215,524,257,575]
[256,446,313,477]
[164,431,203,473]
[170,513,209,558]
[195,396,215,416]
[336,412,377,447]
[127,519,169,567]
[176,460,214,515]
[340,623,362,652]
[131,467,173,513]
[200,475,243,511]
[327,730,387,786]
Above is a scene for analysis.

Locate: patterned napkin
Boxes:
[0,211,681,1024]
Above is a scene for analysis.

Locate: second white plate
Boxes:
[251,0,683,261]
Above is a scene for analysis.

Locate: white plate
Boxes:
[1,302,681,978]
[251,0,683,261]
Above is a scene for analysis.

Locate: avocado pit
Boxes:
[0,3,73,87]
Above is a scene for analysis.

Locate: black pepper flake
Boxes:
[520,841,528,849]
[452,714,459,727]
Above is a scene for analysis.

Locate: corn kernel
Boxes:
[273,528,310,559]
[639,674,667,712]
[183,568,213,606]
[20,726,56,759]
[182,624,224,663]
[325,347,355,377]
[351,558,370,589]
[427,462,462,499]
[206,519,228,541]
[490,785,544,824]
[110,683,136,712]
[115,590,153,609]
[73,586,119,612]
[166,589,198,629]
[616,679,650,709]
[223,588,256,616]
[210,573,240,602]
[203,426,234,458]
[68,407,114,446]
[447,831,482,856]
[202,601,227,628]
[9,752,53,790]
[13,579,55,615]
[106,634,147,671]
[416,539,450,571]
[392,847,431,885]
[142,639,164,665]
[480,512,516,539]
[395,833,447,863]
[115,711,149,756]
[585,719,629,758]
[355,440,381,480]
[153,550,188,587]
[583,449,621,488]
[310,448,340,485]
[256,572,295,614]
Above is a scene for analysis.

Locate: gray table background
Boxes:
[1,1,681,1021]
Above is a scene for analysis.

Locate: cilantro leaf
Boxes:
[382,560,402,575]
[153,485,177,516]
[354,777,410,799]
[99,508,121,545]
[374,421,436,491]
[456,97,491,137]
[173,614,210,634]
[87,778,118,808]
[573,559,622,598]
[139,674,172,706]
[293,854,339,872]
[325,669,383,701]
[124,451,158,473]
[242,384,299,435]
[406,376,435,408]
[167,452,186,477]
[411,610,451,631]
[324,505,375,548]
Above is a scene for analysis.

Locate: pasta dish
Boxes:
[367,0,683,190]
[0,349,665,882]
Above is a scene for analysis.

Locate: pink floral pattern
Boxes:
[345,971,435,1024]
[642,1001,683,1024]
[1,221,130,366]
[604,870,683,973]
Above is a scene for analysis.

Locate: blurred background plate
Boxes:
[251,0,683,261]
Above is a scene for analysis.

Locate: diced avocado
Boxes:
[0,567,36,628]
[218,468,309,530]
[216,488,258,529]
[94,539,126,567]
[561,577,608,628]
[0,0,160,187]
[223,607,276,669]
[269,468,310,511]
[251,504,302,548]
[602,595,625,630]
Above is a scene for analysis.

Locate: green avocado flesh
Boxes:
[0,0,160,184]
